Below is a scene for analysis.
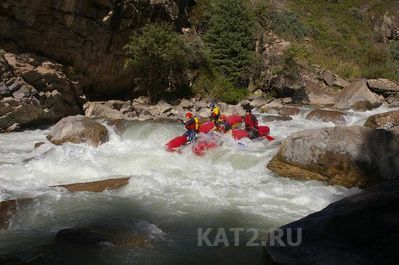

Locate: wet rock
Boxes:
[306,109,348,125]
[46,115,109,147]
[364,110,399,129]
[106,119,130,135]
[55,227,151,248]
[277,107,300,117]
[0,198,32,230]
[262,115,293,122]
[55,177,131,193]
[267,126,399,188]
[56,228,108,246]
[33,142,45,149]
[334,80,384,111]
[265,179,399,265]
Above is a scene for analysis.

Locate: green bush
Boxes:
[204,0,255,86]
[391,42,399,61]
[269,11,306,39]
[124,23,192,102]
[192,70,248,104]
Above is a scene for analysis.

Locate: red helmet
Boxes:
[185,112,193,118]
[221,115,227,121]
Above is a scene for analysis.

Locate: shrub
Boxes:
[269,11,306,39]
[124,23,191,102]
[204,0,255,86]
[391,42,399,61]
[192,70,248,104]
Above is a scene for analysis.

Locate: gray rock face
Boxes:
[0,0,190,96]
[334,80,384,111]
[0,51,81,131]
[47,115,109,147]
[265,179,399,265]
[267,126,399,187]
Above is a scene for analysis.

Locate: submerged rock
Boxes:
[265,179,399,265]
[267,126,399,188]
[0,198,32,230]
[334,80,384,111]
[46,115,109,147]
[364,110,399,129]
[306,109,348,125]
[55,227,151,248]
[263,115,293,122]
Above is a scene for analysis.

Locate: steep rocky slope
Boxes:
[0,0,191,96]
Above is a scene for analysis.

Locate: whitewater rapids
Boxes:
[0,107,388,264]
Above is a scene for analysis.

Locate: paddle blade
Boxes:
[265,135,275,141]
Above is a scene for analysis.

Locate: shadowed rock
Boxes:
[0,198,32,230]
[267,126,399,188]
[265,179,399,265]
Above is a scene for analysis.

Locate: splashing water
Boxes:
[1,106,389,264]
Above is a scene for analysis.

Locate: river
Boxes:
[0,107,387,264]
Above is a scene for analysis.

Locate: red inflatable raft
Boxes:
[232,126,274,141]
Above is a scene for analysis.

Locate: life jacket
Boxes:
[245,114,258,130]
[211,106,221,122]
[185,117,199,132]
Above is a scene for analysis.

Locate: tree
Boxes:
[204,0,254,86]
[124,23,190,101]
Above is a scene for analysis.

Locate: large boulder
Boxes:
[0,51,82,131]
[0,0,190,96]
[306,109,348,125]
[368,78,399,94]
[364,110,399,129]
[304,80,336,107]
[267,126,399,188]
[265,179,399,265]
[47,115,109,147]
[334,80,384,111]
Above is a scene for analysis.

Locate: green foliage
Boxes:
[124,23,191,101]
[289,0,399,81]
[391,42,399,61]
[204,0,255,86]
[192,69,248,104]
[269,11,306,39]
[190,0,214,33]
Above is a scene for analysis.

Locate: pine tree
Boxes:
[204,0,254,86]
